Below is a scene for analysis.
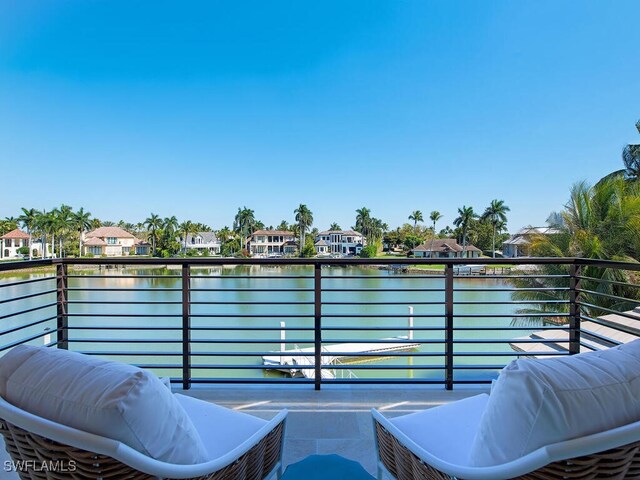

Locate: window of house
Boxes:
[89,246,102,255]
[106,237,117,244]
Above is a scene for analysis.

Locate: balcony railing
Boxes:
[0,257,639,390]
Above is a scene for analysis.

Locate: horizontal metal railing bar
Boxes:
[0,316,57,336]
[0,289,57,305]
[321,275,443,279]
[322,314,445,318]
[132,364,181,369]
[453,300,569,305]
[78,351,182,356]
[66,300,183,305]
[66,288,182,292]
[578,302,640,321]
[579,341,599,351]
[67,326,315,331]
[191,275,314,279]
[454,287,570,292]
[65,274,183,279]
[190,314,315,318]
[323,301,445,305]
[189,378,315,384]
[455,275,570,279]
[0,303,56,320]
[321,288,445,292]
[190,301,314,305]
[0,276,55,288]
[66,326,183,331]
[0,329,61,352]
[578,314,640,336]
[576,258,640,272]
[322,338,568,345]
[321,365,446,370]
[190,288,314,292]
[0,259,54,272]
[576,288,640,305]
[576,275,640,289]
[188,364,317,370]
[454,313,570,318]
[450,351,567,356]
[66,313,183,318]
[580,328,622,346]
[453,326,569,331]
[321,379,450,385]
[189,352,447,357]
[452,364,509,369]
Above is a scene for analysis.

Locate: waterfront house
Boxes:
[315,230,365,255]
[82,226,149,257]
[314,239,330,255]
[177,232,221,255]
[247,230,297,256]
[411,238,481,258]
[502,226,561,258]
[0,229,31,259]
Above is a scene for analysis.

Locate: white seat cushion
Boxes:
[176,394,267,460]
[469,340,640,467]
[390,393,489,466]
[0,345,209,465]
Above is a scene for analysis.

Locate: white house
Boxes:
[248,230,297,257]
[411,238,481,258]
[82,226,150,257]
[0,229,31,259]
[315,230,365,255]
[178,232,221,255]
[502,227,561,258]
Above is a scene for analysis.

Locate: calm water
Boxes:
[0,266,533,383]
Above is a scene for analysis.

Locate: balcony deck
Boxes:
[0,386,488,478]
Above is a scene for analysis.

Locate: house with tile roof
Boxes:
[315,230,365,256]
[502,227,562,258]
[247,230,297,257]
[82,226,149,257]
[177,232,221,255]
[0,229,31,259]
[411,238,481,258]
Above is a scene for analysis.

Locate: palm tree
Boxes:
[453,206,477,256]
[144,213,162,255]
[294,204,313,256]
[622,119,640,181]
[178,220,198,253]
[73,207,92,257]
[428,211,443,258]
[276,220,289,231]
[355,207,372,238]
[408,210,423,228]
[18,208,38,259]
[329,222,341,231]
[233,207,256,250]
[481,199,510,258]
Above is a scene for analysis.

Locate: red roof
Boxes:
[83,237,106,246]
[1,228,30,240]
[86,226,135,239]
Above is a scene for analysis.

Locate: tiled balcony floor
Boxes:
[0,386,489,478]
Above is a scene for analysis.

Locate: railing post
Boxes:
[182,263,191,390]
[314,263,322,390]
[569,263,581,355]
[445,263,454,390]
[56,263,68,349]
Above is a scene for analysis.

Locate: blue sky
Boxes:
[1,1,638,232]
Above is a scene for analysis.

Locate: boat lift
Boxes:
[262,307,420,379]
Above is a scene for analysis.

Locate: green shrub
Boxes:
[360,245,378,258]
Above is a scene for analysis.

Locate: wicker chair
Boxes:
[0,394,287,480]
[372,394,640,480]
